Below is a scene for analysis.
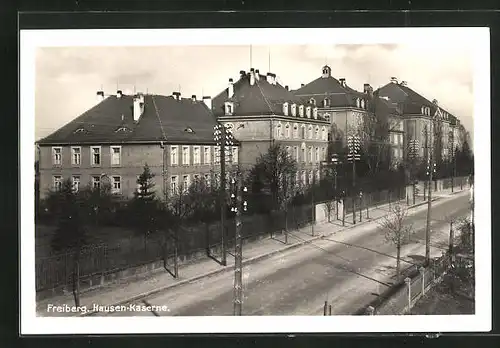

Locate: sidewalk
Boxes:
[36,195,443,317]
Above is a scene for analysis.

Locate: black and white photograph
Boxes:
[20,28,490,334]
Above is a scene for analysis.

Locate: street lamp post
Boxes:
[424,123,437,266]
[347,135,361,224]
[214,123,235,266]
[331,154,340,220]
[409,139,420,205]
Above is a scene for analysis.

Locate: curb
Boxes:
[81,233,323,317]
[80,196,445,316]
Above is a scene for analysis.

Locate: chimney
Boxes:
[339,78,346,88]
[249,68,255,86]
[116,90,123,98]
[267,72,275,85]
[390,77,398,84]
[240,70,246,78]
[301,83,305,88]
[191,95,197,102]
[285,85,289,91]
[172,92,181,100]
[255,69,260,81]
[228,78,234,98]
[133,94,144,122]
[202,96,212,110]
[96,90,105,103]
[363,83,373,96]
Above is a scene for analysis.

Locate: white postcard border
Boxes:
[20,27,491,334]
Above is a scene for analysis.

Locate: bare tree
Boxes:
[351,95,400,177]
[250,143,298,211]
[378,203,414,281]
[323,199,335,223]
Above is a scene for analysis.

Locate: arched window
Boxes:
[313,107,318,119]
[360,99,365,109]
[322,127,327,140]
[306,106,311,118]
[309,98,316,106]
[315,126,319,139]
[356,98,361,108]
[308,125,313,139]
[285,123,290,138]
[299,105,304,117]
[301,125,306,139]
[283,102,289,116]
[291,104,297,116]
[323,98,330,107]
[293,124,299,138]
[276,123,282,138]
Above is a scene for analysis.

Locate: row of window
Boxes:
[275,123,328,141]
[282,103,319,118]
[170,145,238,166]
[52,175,122,194]
[285,145,327,163]
[52,146,122,167]
[52,145,239,167]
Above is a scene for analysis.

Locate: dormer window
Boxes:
[306,106,311,118]
[115,126,130,133]
[283,102,289,116]
[310,98,316,106]
[224,102,234,115]
[299,105,304,117]
[356,98,361,108]
[291,104,297,117]
[313,107,318,119]
[360,99,365,109]
[184,127,195,133]
[74,128,86,134]
[323,98,330,108]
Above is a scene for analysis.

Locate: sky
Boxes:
[35,44,474,142]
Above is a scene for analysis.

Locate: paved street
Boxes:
[102,192,470,317]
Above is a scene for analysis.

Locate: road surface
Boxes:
[102,193,470,316]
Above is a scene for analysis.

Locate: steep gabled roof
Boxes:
[37,94,219,145]
[212,72,308,117]
[377,82,457,123]
[291,68,366,108]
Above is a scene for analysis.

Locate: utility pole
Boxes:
[424,122,436,266]
[214,124,234,266]
[230,174,248,316]
[409,139,419,205]
[347,135,361,224]
[311,174,315,236]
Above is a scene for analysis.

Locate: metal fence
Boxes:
[366,255,451,315]
[35,203,313,292]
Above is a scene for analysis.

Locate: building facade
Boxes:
[293,65,371,145]
[293,66,405,166]
[37,91,238,199]
[377,78,464,162]
[210,68,329,186]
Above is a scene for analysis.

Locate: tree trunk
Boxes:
[72,250,80,307]
[396,243,401,282]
